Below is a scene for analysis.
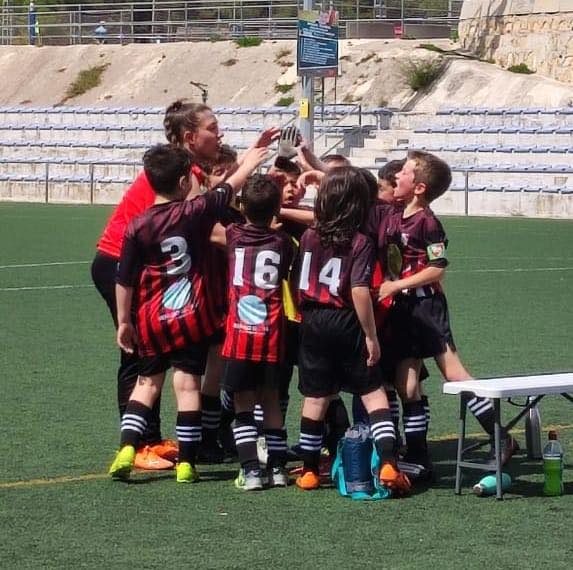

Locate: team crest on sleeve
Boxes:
[427,242,447,261]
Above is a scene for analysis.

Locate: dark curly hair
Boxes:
[315,166,370,250]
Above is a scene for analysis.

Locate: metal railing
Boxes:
[0,1,463,45]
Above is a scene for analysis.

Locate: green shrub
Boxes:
[275,83,294,94]
[508,63,534,74]
[418,43,446,54]
[62,63,109,101]
[276,96,295,107]
[234,36,263,48]
[450,28,459,42]
[358,52,376,64]
[274,48,292,63]
[402,59,445,91]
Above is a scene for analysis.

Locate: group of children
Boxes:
[106,109,517,493]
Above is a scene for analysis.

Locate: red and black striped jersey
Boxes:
[222,223,293,363]
[117,184,232,357]
[374,205,448,295]
[296,228,375,309]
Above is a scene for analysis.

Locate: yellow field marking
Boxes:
[0,473,108,489]
[1,424,572,490]
[429,423,573,443]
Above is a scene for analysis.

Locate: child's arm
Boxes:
[209,222,228,249]
[116,284,137,353]
[351,286,381,367]
[225,146,269,191]
[279,207,314,225]
[379,266,445,300]
[225,146,269,192]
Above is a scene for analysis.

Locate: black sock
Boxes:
[369,408,396,464]
[120,400,151,448]
[387,390,402,444]
[220,390,235,428]
[253,404,264,436]
[402,400,428,460]
[176,411,202,465]
[201,394,221,446]
[298,417,324,473]
[467,396,495,436]
[265,429,287,468]
[233,411,259,472]
[324,397,350,457]
[421,395,430,432]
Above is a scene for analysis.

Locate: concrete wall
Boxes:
[459,0,573,84]
[2,185,572,219]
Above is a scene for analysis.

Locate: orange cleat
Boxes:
[134,445,175,470]
[295,470,321,491]
[379,462,411,496]
[149,439,179,463]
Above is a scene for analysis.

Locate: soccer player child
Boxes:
[108,143,268,483]
[293,167,410,494]
[212,174,294,491]
[377,150,517,470]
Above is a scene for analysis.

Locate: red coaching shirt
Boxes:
[117,185,232,357]
[297,228,375,309]
[222,224,293,363]
[97,166,207,259]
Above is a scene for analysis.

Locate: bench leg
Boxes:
[493,398,503,500]
[455,395,468,495]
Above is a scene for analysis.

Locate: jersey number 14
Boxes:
[299,252,342,296]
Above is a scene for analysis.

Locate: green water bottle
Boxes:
[543,430,564,497]
[472,473,512,496]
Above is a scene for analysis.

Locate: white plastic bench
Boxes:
[443,372,573,499]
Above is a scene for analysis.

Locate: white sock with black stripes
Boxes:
[254,404,264,435]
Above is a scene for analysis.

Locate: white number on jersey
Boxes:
[233,248,281,290]
[160,236,191,276]
[298,252,342,297]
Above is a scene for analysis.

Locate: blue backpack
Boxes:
[330,424,391,501]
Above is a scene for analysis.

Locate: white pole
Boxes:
[300,0,315,150]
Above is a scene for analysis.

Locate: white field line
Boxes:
[0,260,90,269]
[0,284,92,292]
[449,267,573,274]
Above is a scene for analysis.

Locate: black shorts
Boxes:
[298,306,382,398]
[139,344,209,377]
[207,328,225,346]
[385,292,456,360]
[221,358,280,393]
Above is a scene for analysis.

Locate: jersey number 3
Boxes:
[161,237,191,276]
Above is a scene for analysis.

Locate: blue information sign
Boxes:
[297,10,339,77]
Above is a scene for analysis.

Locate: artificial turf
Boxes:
[0,203,572,568]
